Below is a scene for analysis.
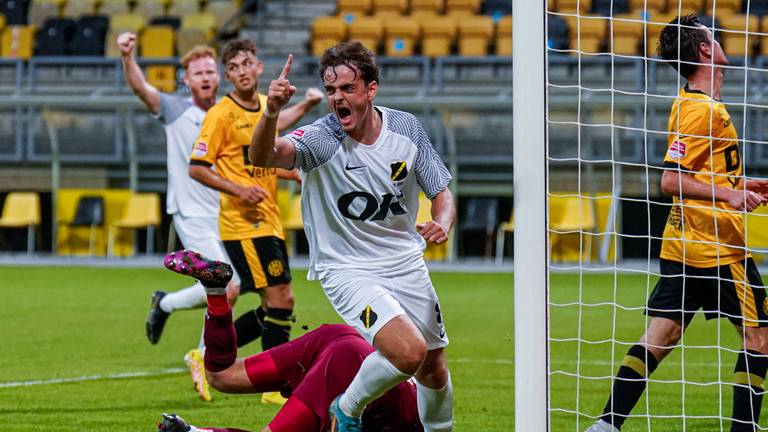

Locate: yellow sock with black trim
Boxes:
[731,350,768,432]
[261,308,294,351]
[600,344,659,430]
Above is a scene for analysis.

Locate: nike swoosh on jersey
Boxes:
[345,163,366,171]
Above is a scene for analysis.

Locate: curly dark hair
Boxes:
[319,41,379,84]
[657,14,711,79]
[220,38,257,65]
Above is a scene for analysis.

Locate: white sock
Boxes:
[417,374,454,432]
[159,283,207,313]
[339,350,411,418]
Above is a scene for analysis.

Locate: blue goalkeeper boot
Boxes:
[329,394,362,432]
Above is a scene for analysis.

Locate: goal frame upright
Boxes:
[513,0,549,430]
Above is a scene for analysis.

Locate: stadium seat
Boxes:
[1,0,29,25]
[338,0,372,17]
[411,0,444,15]
[181,12,216,40]
[61,195,104,256]
[98,0,130,15]
[348,15,383,53]
[35,17,77,55]
[1,25,34,59]
[0,192,40,255]
[557,0,592,14]
[548,14,570,50]
[107,193,160,257]
[459,197,498,258]
[416,192,449,261]
[0,14,5,31]
[550,195,596,262]
[133,0,166,21]
[760,15,768,56]
[150,15,181,29]
[281,193,303,257]
[141,25,176,92]
[547,0,555,12]
[482,0,511,16]
[70,15,108,55]
[205,0,240,30]
[719,13,758,58]
[109,12,146,33]
[495,13,511,55]
[669,0,704,13]
[311,15,347,56]
[167,0,199,17]
[372,0,408,17]
[457,14,493,55]
[383,17,420,56]
[494,209,513,265]
[62,0,97,17]
[420,15,456,57]
[28,0,62,28]
[564,14,607,53]
[748,2,768,17]
[445,0,481,16]
[592,0,629,15]
[628,0,665,13]
[611,13,643,55]
[746,205,768,263]
[705,0,741,16]
[644,11,676,54]
[176,27,208,55]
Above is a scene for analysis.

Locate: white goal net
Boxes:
[515,0,768,431]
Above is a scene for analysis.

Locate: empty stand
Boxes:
[644,12,676,54]
[133,0,165,21]
[110,12,146,33]
[629,0,665,13]
[182,12,217,40]
[761,15,768,56]
[311,15,347,56]
[1,25,34,59]
[384,17,420,56]
[98,0,130,15]
[445,0,481,16]
[420,15,456,58]
[457,14,493,56]
[670,0,705,13]
[373,0,408,17]
[548,14,570,51]
[482,0,511,16]
[107,193,160,257]
[150,15,181,29]
[1,0,29,25]
[558,0,591,14]
[141,25,176,92]
[705,0,741,16]
[176,28,208,56]
[348,15,383,53]
[338,0,372,17]
[412,0,445,15]
[205,0,240,30]
[496,14,511,56]
[0,192,40,255]
[591,0,629,15]
[458,197,498,258]
[563,14,607,53]
[611,13,643,55]
[29,0,62,28]
[62,0,97,17]
[70,15,108,55]
[719,13,758,58]
[35,17,77,55]
[167,0,199,17]
[61,195,104,256]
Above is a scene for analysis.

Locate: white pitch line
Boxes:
[0,367,187,388]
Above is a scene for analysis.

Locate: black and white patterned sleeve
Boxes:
[284,115,342,173]
[410,115,452,199]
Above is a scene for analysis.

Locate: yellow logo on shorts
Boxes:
[763,298,768,316]
[267,260,284,277]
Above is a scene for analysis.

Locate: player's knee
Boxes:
[743,329,768,354]
[206,370,227,392]
[263,283,294,309]
[399,339,428,375]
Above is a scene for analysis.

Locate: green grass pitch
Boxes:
[0,266,512,431]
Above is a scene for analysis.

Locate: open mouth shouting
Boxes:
[336,106,352,127]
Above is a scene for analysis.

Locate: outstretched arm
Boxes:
[250,55,299,169]
[117,32,161,114]
[660,169,767,212]
[417,188,456,245]
[277,87,323,133]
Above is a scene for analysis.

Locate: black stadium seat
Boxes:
[0,0,29,25]
[548,14,569,51]
[35,18,78,56]
[71,15,109,55]
[150,16,181,30]
[481,0,512,16]
[592,0,629,15]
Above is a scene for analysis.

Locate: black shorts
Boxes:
[646,258,768,327]
[223,236,292,293]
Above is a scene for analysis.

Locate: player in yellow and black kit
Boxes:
[587,15,768,432]
[189,39,323,405]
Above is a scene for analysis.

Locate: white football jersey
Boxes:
[286,107,452,280]
[155,94,219,217]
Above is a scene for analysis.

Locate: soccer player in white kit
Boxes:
[250,42,456,432]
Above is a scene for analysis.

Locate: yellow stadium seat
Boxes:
[496,14,512,56]
[280,193,303,257]
[457,15,493,56]
[182,12,217,39]
[167,0,200,16]
[384,17,420,56]
[0,15,5,31]
[445,0,481,16]
[107,193,161,257]
[373,0,407,17]
[59,195,105,256]
[667,0,703,13]
[760,16,768,56]
[720,14,758,58]
[563,14,607,54]
[629,0,665,13]
[550,195,597,262]
[147,65,177,92]
[611,13,643,55]
[62,0,98,17]
[705,0,741,16]
[420,15,456,57]
[29,0,61,28]
[176,27,208,56]
[557,0,591,14]
[311,15,347,56]
[99,0,130,15]
[1,26,34,59]
[338,0,372,17]
[0,192,40,255]
[141,25,174,57]
[205,0,240,29]
[547,0,555,12]
[494,210,513,265]
[348,15,383,52]
[643,12,675,55]
[416,193,449,262]
[411,0,444,15]
[109,12,146,32]
[134,0,166,20]
[747,205,768,263]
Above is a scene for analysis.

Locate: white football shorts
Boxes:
[172,213,240,285]
[320,262,448,350]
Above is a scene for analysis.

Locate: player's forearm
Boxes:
[249,116,280,166]
[189,164,243,197]
[661,170,734,203]
[431,188,456,233]
[121,55,160,113]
